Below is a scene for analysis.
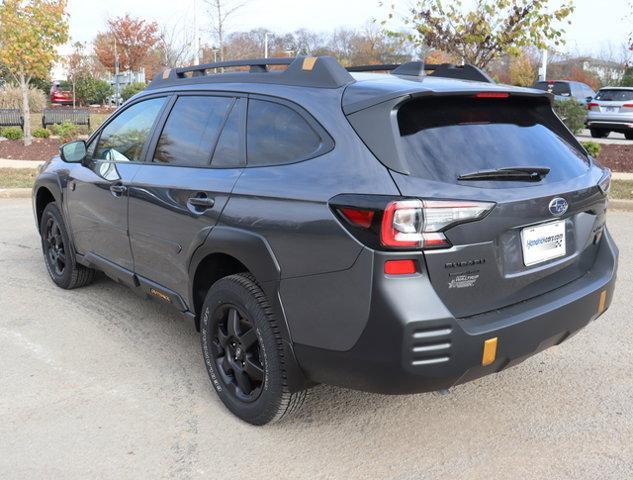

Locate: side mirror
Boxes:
[60,140,87,164]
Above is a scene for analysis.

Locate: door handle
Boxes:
[110,184,127,196]
[187,196,215,210]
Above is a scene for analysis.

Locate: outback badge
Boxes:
[549,197,568,217]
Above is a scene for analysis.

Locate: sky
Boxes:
[65,0,632,59]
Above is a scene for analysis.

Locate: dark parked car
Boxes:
[533,80,596,104]
[32,57,618,425]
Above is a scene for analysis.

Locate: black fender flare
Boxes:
[33,173,64,229]
[188,226,308,391]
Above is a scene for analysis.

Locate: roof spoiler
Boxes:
[346,62,494,84]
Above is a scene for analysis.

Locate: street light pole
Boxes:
[193,0,200,64]
[264,32,269,59]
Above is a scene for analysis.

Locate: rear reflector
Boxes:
[474,92,510,99]
[339,207,375,228]
[384,259,417,275]
[623,104,633,108]
[481,337,498,366]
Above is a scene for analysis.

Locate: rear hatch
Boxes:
[348,91,609,318]
[589,89,633,117]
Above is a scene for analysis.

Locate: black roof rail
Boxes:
[148,56,355,90]
[346,62,494,84]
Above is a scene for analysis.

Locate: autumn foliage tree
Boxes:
[508,53,537,86]
[94,14,159,73]
[382,0,574,68]
[0,0,69,145]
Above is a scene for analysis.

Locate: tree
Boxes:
[75,76,113,105]
[66,42,91,107]
[382,0,574,69]
[508,53,536,86]
[94,14,159,73]
[0,0,69,145]
[204,0,250,62]
[622,67,633,87]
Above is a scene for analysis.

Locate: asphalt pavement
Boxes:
[1,198,632,479]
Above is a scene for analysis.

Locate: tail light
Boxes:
[587,102,599,110]
[598,169,611,195]
[332,196,494,251]
[623,104,633,108]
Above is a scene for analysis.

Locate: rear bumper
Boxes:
[586,120,633,130]
[293,229,618,394]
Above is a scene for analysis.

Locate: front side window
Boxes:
[154,96,234,166]
[95,97,166,162]
[246,99,322,166]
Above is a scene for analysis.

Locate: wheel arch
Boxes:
[188,226,281,326]
[34,175,63,231]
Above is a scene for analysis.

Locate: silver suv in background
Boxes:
[587,87,633,139]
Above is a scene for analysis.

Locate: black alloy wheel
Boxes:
[212,304,265,402]
[44,217,67,277]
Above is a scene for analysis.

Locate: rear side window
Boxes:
[95,97,166,162]
[246,99,322,166]
[533,81,571,97]
[397,96,589,185]
[154,96,234,166]
[595,89,633,102]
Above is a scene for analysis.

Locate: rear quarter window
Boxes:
[246,99,323,166]
[397,96,589,186]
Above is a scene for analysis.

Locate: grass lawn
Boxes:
[610,180,633,201]
[28,113,110,133]
[0,168,37,188]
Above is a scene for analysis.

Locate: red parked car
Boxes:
[50,82,73,105]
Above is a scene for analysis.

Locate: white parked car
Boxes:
[587,87,633,140]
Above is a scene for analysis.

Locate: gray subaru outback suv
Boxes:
[32,56,618,425]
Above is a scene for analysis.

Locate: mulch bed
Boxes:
[0,139,61,161]
[596,144,633,172]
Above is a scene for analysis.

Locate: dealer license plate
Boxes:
[521,220,566,266]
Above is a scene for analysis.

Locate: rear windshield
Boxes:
[533,81,571,97]
[397,96,589,185]
[595,89,633,102]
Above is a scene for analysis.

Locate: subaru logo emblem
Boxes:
[549,197,568,216]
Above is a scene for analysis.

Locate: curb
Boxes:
[0,159,45,169]
[0,188,31,199]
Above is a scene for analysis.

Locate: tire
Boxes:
[40,203,95,289]
[200,273,307,425]
[590,129,609,139]
[625,131,633,141]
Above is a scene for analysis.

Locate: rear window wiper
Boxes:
[457,166,550,182]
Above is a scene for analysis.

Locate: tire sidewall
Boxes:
[200,277,285,425]
[40,203,76,289]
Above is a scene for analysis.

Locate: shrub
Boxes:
[121,82,146,102]
[553,99,586,134]
[32,127,50,139]
[0,84,47,113]
[581,141,601,158]
[52,121,82,142]
[75,76,113,105]
[0,126,24,140]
